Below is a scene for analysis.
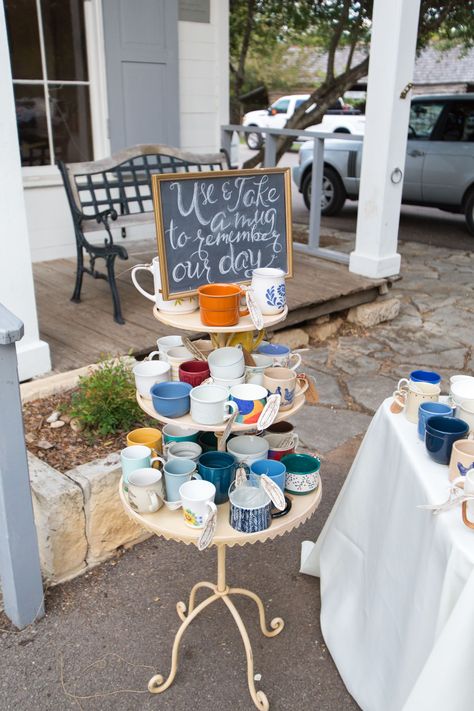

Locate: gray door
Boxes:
[102,0,180,151]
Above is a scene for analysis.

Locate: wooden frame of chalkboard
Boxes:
[151,167,293,301]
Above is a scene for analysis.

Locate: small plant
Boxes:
[69,357,141,436]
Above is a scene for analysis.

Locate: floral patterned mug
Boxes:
[250,268,286,316]
[179,480,217,529]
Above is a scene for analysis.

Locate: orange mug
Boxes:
[198,284,249,327]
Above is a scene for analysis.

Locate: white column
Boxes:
[0,6,51,381]
[349,0,421,278]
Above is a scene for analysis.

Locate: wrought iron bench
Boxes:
[58,144,229,324]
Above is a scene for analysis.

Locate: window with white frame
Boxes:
[5,0,94,167]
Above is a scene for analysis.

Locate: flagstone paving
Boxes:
[0,236,473,710]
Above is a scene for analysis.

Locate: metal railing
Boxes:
[0,304,44,628]
[221,124,363,265]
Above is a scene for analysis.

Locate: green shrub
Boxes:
[69,357,141,436]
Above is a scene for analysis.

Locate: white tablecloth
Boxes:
[301,399,474,711]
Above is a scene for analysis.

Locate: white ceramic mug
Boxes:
[393,379,440,423]
[166,441,203,463]
[251,267,286,316]
[179,480,217,529]
[209,374,246,389]
[131,257,198,313]
[190,385,239,426]
[133,359,171,398]
[245,354,274,386]
[165,346,195,381]
[255,343,302,370]
[226,435,270,464]
[207,347,245,380]
[152,335,183,362]
[127,468,164,513]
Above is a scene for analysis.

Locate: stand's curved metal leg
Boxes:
[222,596,270,711]
[176,581,216,621]
[148,593,220,694]
[228,587,284,638]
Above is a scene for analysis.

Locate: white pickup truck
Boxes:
[242,94,365,149]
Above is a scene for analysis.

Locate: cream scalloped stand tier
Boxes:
[137,388,306,432]
[123,300,319,711]
[120,482,321,548]
[153,304,288,333]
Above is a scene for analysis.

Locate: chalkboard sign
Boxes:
[152,168,293,300]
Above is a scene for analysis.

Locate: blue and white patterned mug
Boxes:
[251,268,286,316]
[228,480,290,533]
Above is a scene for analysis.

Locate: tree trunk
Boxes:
[243,57,369,169]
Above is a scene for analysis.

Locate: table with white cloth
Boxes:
[300,398,474,711]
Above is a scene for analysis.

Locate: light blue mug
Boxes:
[121,445,164,491]
[418,402,454,441]
[163,458,202,502]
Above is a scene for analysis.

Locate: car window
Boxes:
[439,102,474,142]
[271,99,290,114]
[409,102,444,140]
[295,99,306,109]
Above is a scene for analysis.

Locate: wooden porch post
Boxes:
[349,0,421,278]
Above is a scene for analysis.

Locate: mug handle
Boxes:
[239,288,249,317]
[288,353,302,371]
[147,490,160,513]
[191,472,202,480]
[271,496,292,519]
[148,351,161,360]
[150,456,166,469]
[291,434,299,449]
[224,401,239,420]
[131,264,156,302]
[296,374,309,396]
[397,378,410,391]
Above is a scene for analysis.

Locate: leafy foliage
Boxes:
[69,357,141,436]
[230,0,474,164]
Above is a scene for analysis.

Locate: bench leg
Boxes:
[71,248,84,303]
[106,254,125,325]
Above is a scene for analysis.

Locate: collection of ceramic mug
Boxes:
[393,370,474,526]
[121,419,320,535]
[133,337,307,427]
[131,262,287,324]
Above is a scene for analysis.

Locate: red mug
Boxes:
[179,360,210,388]
[268,445,296,462]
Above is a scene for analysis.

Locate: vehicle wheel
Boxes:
[464,188,474,236]
[246,127,264,150]
[334,127,350,133]
[302,165,346,216]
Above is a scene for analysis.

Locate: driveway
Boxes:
[239,146,471,251]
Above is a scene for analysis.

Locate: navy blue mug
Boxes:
[425,415,469,465]
[197,451,236,504]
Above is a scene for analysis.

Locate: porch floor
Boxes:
[33,239,389,372]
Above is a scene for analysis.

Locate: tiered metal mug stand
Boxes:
[122,307,322,710]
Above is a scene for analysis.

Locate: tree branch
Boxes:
[326,0,352,81]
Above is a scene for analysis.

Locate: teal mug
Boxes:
[121,445,164,491]
[162,423,200,445]
[281,453,320,495]
[163,458,202,503]
[198,451,237,504]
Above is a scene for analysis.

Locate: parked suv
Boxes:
[242,94,365,150]
[292,94,474,235]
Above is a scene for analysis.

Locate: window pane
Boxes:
[49,84,93,162]
[409,102,444,140]
[5,0,43,80]
[14,84,51,165]
[272,99,289,114]
[42,0,88,81]
[441,102,474,142]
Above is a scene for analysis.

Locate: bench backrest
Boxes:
[58,144,229,221]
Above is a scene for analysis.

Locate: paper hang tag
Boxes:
[260,474,286,511]
[301,374,319,405]
[257,394,281,432]
[235,465,248,487]
[278,435,295,450]
[197,507,217,551]
[218,410,239,451]
[244,287,264,331]
[182,336,207,361]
